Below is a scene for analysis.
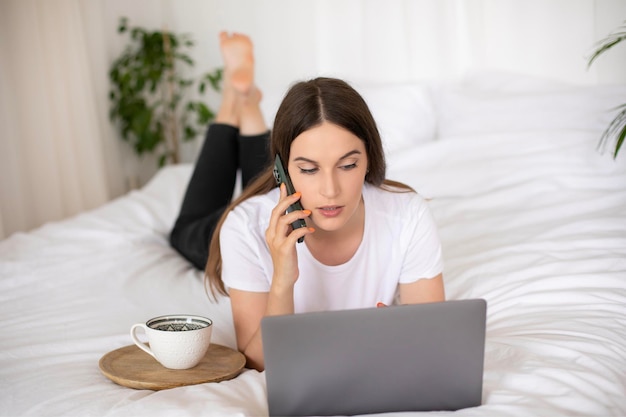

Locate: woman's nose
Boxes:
[320,172,339,198]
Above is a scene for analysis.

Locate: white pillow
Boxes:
[354,82,437,153]
[432,72,626,137]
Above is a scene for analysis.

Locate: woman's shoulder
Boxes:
[363,183,438,248]
[364,182,427,213]
[238,187,279,209]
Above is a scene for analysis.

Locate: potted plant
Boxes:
[588,20,626,159]
[109,17,222,166]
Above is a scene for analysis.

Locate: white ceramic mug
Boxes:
[130,314,213,370]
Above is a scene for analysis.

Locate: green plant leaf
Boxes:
[587,20,626,67]
[110,67,119,82]
[614,125,626,158]
[598,106,626,158]
[588,34,626,67]
[587,20,626,158]
[206,68,223,92]
[131,27,145,41]
[118,17,128,33]
[176,53,194,66]
[168,33,180,48]
[131,108,152,134]
[184,125,196,141]
[195,102,213,124]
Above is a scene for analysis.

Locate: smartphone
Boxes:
[273,154,307,243]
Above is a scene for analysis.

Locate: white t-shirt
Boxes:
[220,183,443,313]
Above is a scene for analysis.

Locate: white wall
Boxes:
[94,0,626,185]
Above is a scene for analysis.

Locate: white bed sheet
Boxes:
[1,74,625,416]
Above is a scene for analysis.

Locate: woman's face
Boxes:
[288,122,368,235]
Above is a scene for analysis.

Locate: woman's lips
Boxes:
[317,206,343,218]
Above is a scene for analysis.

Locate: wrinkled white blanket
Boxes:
[1,73,625,416]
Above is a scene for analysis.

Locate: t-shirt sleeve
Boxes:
[220,205,272,293]
[399,195,444,284]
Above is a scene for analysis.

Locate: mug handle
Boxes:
[130,323,155,358]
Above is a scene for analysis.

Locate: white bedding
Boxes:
[1,73,625,416]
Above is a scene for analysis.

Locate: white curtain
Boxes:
[1,0,625,240]
[0,0,125,240]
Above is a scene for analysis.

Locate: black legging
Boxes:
[169,124,271,270]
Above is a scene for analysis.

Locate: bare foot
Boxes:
[239,84,267,134]
[219,31,254,94]
[243,85,263,107]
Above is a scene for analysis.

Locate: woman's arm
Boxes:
[399,273,445,304]
[228,184,313,371]
[229,278,297,370]
[229,290,268,371]
[397,193,445,305]
[229,268,306,373]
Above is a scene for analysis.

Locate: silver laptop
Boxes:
[261,299,486,416]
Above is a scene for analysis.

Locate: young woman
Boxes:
[171,33,445,371]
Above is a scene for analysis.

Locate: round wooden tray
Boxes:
[99,343,246,390]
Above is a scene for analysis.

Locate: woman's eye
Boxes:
[299,167,318,174]
[341,163,358,171]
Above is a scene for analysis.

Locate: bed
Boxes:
[1,72,625,416]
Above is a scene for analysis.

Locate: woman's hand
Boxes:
[265,184,313,290]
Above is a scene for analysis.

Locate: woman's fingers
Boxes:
[281,209,311,227]
[287,223,314,244]
[268,184,311,240]
[268,209,313,245]
[264,184,315,288]
[275,189,303,216]
[268,184,295,226]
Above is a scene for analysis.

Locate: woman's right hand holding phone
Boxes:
[265,183,313,292]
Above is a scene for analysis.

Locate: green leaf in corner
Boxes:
[587,21,626,159]
[587,25,626,68]
[598,105,626,159]
[615,125,626,159]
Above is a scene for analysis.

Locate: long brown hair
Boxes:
[205,77,412,297]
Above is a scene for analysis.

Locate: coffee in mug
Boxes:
[130,315,212,370]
